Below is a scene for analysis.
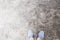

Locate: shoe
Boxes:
[28,29,34,38]
[38,31,44,39]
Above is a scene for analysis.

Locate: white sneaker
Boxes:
[38,31,44,39]
[28,30,34,38]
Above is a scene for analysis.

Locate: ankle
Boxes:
[37,38,41,40]
[30,37,34,40]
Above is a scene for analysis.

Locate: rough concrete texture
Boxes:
[0,0,60,40]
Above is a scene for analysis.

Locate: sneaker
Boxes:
[38,31,44,39]
[28,29,34,38]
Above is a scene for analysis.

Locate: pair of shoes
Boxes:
[28,30,44,39]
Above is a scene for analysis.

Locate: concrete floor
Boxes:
[0,0,60,40]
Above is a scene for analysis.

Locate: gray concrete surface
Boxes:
[0,0,60,40]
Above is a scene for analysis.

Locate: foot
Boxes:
[28,29,34,38]
[38,31,44,39]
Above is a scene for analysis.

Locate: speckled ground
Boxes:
[0,0,60,40]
